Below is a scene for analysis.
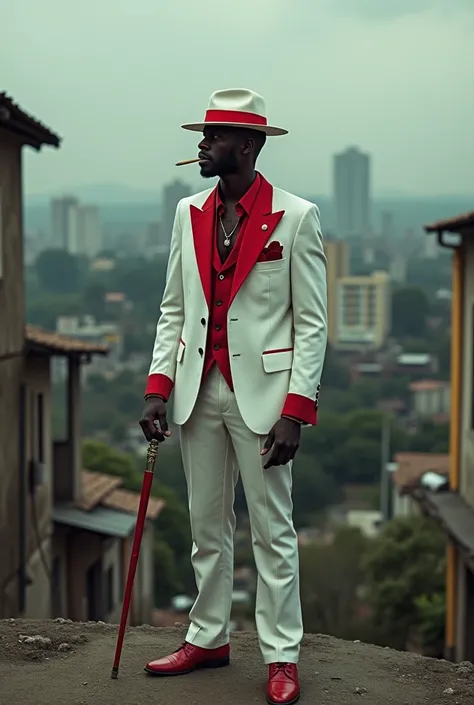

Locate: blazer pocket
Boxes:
[262,348,294,373]
[253,257,287,272]
[177,338,186,363]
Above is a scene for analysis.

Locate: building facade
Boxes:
[335,271,391,350]
[333,146,371,238]
[324,239,350,346]
[162,179,191,249]
[412,212,474,662]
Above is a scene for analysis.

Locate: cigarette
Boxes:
[175,158,200,166]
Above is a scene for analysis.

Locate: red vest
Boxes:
[202,175,262,390]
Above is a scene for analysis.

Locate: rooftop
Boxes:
[26,325,108,356]
[0,93,60,150]
[409,379,449,392]
[425,210,474,234]
[78,470,122,512]
[79,470,164,520]
[392,452,449,493]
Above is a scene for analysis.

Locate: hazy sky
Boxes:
[2,0,473,197]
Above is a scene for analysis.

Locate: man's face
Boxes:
[198,127,242,179]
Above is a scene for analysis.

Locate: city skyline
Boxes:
[2,0,474,198]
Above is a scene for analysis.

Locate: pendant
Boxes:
[224,238,230,247]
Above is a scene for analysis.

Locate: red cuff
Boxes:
[145,374,174,401]
[281,393,318,425]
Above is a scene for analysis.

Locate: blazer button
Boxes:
[218,274,225,280]
[198,347,203,356]
[201,318,206,326]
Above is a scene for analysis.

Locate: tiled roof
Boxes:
[26,325,108,355]
[77,470,122,511]
[392,452,449,493]
[425,211,474,234]
[0,92,60,149]
[103,488,165,520]
[409,379,449,392]
[78,470,165,519]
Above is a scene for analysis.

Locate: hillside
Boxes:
[0,620,473,704]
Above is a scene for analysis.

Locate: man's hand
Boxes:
[260,417,301,469]
[139,395,171,442]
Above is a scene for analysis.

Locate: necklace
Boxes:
[219,215,240,247]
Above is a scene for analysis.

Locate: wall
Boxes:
[103,537,123,623]
[460,237,474,509]
[24,538,52,618]
[0,129,24,617]
[63,530,103,621]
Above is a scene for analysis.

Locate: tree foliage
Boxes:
[300,526,368,639]
[35,249,82,294]
[391,286,430,339]
[363,515,445,650]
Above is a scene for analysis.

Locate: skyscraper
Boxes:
[78,205,102,258]
[50,197,102,256]
[50,196,79,251]
[333,147,371,238]
[163,179,191,248]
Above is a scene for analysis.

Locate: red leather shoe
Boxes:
[144,641,230,676]
[266,663,300,705]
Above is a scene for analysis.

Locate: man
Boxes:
[139,88,327,705]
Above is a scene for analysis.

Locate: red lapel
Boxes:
[190,188,216,308]
[230,175,284,305]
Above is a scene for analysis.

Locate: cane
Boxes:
[111,438,160,679]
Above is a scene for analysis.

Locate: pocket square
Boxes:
[257,241,284,262]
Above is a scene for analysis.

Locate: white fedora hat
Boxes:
[181,88,288,137]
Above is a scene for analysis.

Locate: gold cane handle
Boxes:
[145,438,160,474]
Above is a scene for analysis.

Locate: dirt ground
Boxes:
[0,620,474,705]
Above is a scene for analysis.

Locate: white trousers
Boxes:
[180,366,303,664]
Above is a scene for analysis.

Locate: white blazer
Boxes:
[147,175,328,435]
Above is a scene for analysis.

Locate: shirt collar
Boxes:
[216,172,261,216]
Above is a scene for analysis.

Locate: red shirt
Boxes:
[202,173,262,390]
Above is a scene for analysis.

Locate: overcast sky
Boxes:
[1,0,473,197]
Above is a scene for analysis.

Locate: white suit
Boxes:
[146,174,327,663]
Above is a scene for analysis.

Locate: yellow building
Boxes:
[324,239,350,345]
[414,210,474,662]
[334,271,391,350]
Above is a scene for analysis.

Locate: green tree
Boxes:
[35,249,82,294]
[299,526,368,639]
[363,515,445,651]
[391,286,430,339]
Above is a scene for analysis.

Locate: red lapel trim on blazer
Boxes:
[230,175,284,305]
[190,188,216,309]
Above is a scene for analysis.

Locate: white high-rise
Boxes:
[51,196,80,251]
[78,205,102,258]
[50,197,102,256]
[163,179,191,248]
[333,147,371,238]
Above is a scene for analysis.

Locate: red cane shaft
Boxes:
[111,439,159,678]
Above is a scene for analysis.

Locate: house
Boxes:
[407,210,474,662]
[389,453,449,519]
[53,469,164,625]
[409,379,450,420]
[0,94,162,625]
[0,94,61,618]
